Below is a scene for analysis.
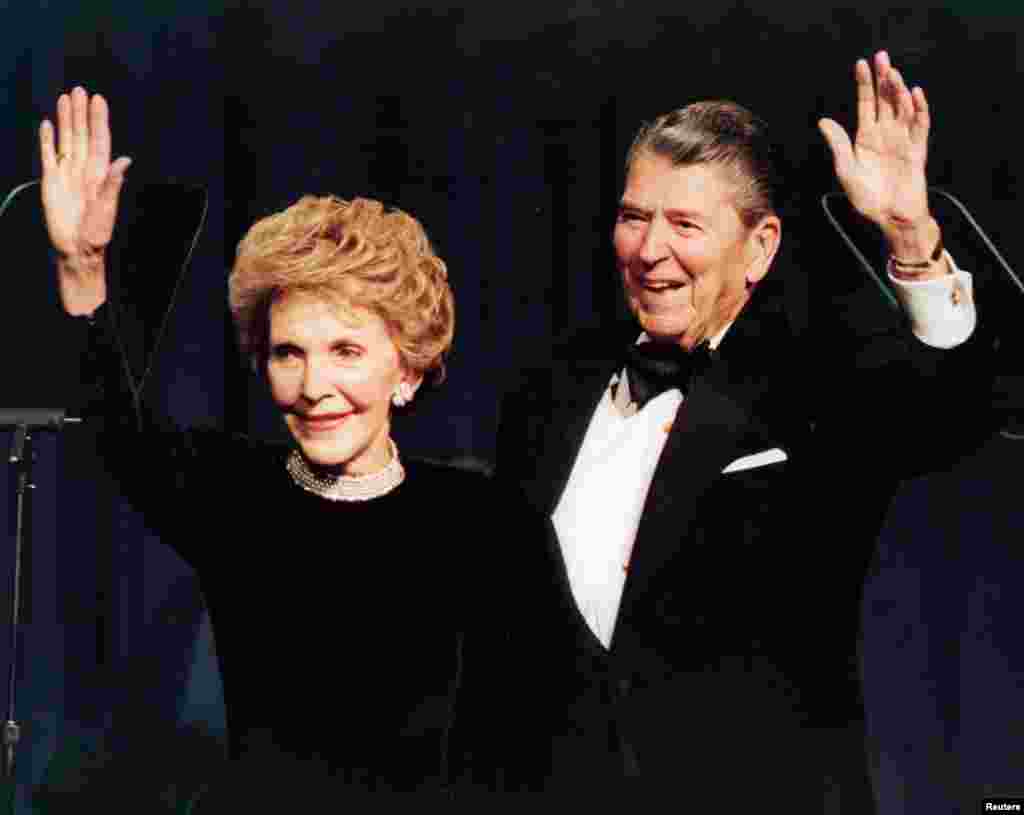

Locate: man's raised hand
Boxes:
[818,51,931,234]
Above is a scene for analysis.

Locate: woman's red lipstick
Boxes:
[299,412,353,431]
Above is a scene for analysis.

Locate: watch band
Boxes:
[891,231,944,270]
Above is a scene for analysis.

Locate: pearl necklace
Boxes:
[285,439,405,501]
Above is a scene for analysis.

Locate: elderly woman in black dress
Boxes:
[40,88,527,802]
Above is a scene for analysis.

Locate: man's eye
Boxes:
[268,346,299,364]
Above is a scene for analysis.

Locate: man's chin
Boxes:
[635,312,693,346]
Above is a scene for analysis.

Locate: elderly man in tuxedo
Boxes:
[483,52,979,807]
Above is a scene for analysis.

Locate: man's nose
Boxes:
[638,216,670,266]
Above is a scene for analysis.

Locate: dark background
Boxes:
[1,1,1022,810]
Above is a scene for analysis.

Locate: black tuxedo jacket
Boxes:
[478,277,994,808]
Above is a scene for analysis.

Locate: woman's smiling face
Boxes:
[267,290,419,475]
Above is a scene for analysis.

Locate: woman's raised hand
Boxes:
[39,87,131,314]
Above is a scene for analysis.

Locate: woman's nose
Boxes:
[300,358,333,402]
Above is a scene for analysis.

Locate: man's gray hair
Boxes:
[625,100,780,228]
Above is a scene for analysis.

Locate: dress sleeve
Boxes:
[446,473,563,792]
[73,300,257,569]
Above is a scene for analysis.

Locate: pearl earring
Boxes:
[392,382,414,407]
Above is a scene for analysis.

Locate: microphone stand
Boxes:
[1,182,94,807]
[0,178,206,811]
[2,411,80,805]
[3,424,33,787]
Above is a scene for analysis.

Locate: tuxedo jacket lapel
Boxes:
[538,366,616,517]
[528,323,637,518]
[614,286,801,634]
[521,348,622,646]
[620,370,752,606]
[509,292,799,652]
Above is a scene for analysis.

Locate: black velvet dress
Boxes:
[72,303,522,801]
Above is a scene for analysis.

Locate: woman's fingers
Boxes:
[89,93,111,170]
[39,119,58,173]
[100,156,133,202]
[71,86,89,165]
[56,93,72,163]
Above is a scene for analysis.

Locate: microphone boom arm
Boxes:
[821,187,1024,310]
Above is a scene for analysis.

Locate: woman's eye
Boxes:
[335,345,362,359]
[271,346,299,361]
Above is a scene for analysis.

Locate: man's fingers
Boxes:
[854,58,876,129]
[890,70,914,123]
[910,86,930,145]
[912,86,930,117]
[71,86,89,164]
[56,94,72,161]
[874,50,892,78]
[874,52,896,122]
[818,118,854,176]
[39,120,58,172]
[89,94,111,169]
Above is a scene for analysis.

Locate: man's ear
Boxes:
[746,215,782,286]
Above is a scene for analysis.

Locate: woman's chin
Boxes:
[293,439,355,471]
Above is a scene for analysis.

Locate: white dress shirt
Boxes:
[551,258,976,649]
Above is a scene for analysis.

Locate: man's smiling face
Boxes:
[613,150,773,350]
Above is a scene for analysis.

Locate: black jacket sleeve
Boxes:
[72,300,259,571]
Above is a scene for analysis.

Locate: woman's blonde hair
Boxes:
[229,196,454,385]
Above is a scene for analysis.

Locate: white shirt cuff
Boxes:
[887,251,977,349]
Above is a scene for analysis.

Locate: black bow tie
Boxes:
[623,340,713,409]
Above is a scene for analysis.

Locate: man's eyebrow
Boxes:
[618,200,709,223]
[663,208,709,223]
[618,199,651,214]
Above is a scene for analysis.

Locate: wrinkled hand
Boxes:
[39,86,131,259]
[818,51,930,232]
